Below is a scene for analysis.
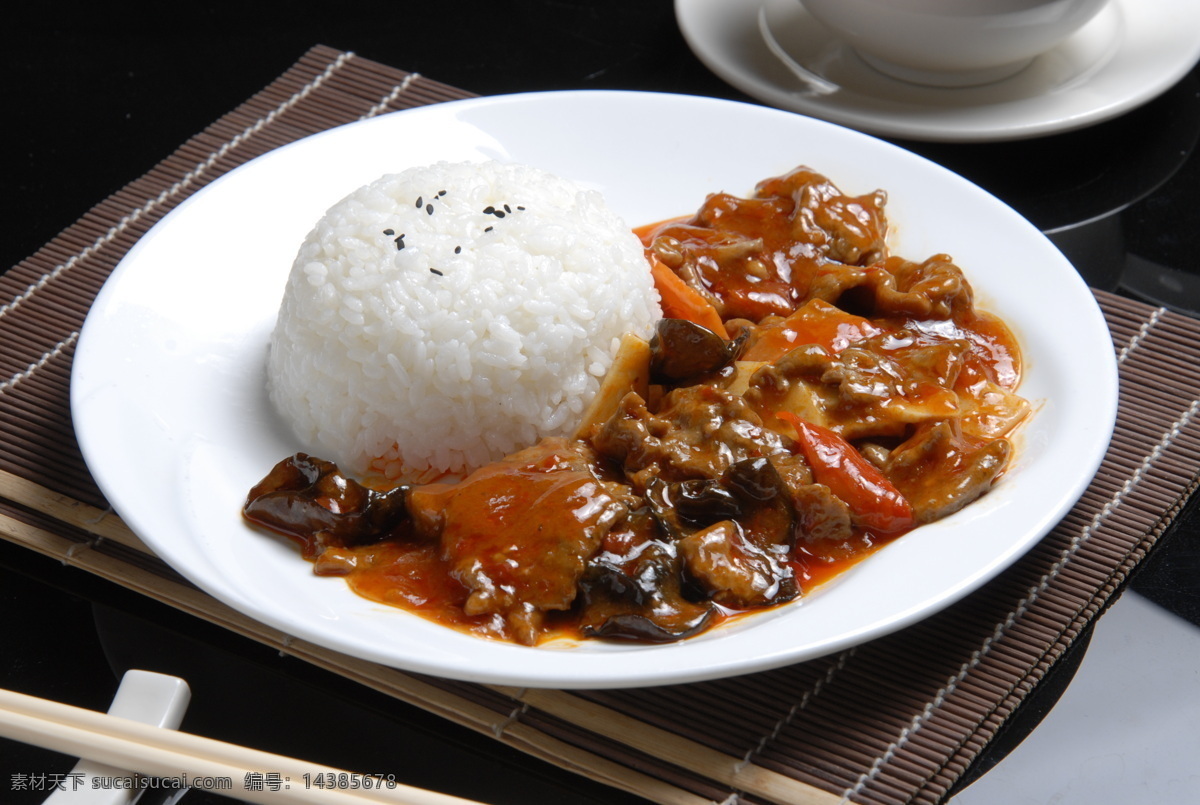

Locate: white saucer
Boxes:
[676,0,1200,142]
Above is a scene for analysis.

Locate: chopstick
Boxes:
[0,686,486,805]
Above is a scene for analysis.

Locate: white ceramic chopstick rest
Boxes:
[42,670,191,805]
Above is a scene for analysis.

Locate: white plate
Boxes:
[676,0,1200,142]
[71,91,1117,689]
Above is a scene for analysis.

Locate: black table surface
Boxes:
[5,3,1200,804]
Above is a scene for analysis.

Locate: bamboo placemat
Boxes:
[3,45,1199,805]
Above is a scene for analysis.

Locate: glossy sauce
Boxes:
[246,166,1028,647]
[295,527,878,643]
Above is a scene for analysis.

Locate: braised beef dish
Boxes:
[244,166,1029,646]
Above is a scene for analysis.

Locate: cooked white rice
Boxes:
[267,160,662,477]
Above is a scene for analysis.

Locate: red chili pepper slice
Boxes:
[777,412,915,535]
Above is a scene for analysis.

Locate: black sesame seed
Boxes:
[504,204,511,213]
[494,210,505,218]
[484,226,494,233]
[483,205,495,215]
[438,190,447,196]
[415,196,423,208]
[429,268,444,276]
[517,206,525,211]
[383,228,394,236]
[454,246,462,254]
[426,204,434,215]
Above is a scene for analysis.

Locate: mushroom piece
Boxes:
[577,541,715,642]
[243,453,410,550]
[649,318,742,382]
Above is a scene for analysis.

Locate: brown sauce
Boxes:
[244,165,1029,647]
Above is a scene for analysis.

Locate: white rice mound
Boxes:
[267,160,662,477]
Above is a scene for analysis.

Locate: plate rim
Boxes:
[70,89,1119,688]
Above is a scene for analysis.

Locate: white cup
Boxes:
[798,0,1110,87]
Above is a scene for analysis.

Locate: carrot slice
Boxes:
[777,411,915,535]
[649,255,729,339]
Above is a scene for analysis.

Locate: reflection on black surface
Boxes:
[1045,216,1126,290]
[899,69,1200,234]
[1130,493,1200,628]
[1121,255,1200,317]
[895,68,1200,314]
